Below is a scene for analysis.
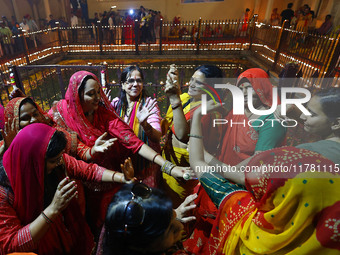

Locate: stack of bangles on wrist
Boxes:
[161,160,176,175]
[188,134,204,139]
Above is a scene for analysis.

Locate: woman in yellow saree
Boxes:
[162,64,223,207]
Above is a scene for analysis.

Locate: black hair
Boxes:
[195,65,223,79]
[44,130,67,208]
[78,75,96,99]
[116,65,147,115]
[19,97,36,111]
[246,8,250,12]
[46,130,67,159]
[103,184,173,255]
[194,65,225,99]
[326,14,332,19]
[288,3,293,8]
[315,88,340,120]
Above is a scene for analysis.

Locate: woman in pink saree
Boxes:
[0,124,94,254]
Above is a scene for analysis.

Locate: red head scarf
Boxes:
[50,71,117,146]
[236,68,278,107]
[4,97,52,130]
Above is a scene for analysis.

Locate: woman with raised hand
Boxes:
[162,64,224,207]
[48,71,193,233]
[111,65,162,188]
[0,123,133,254]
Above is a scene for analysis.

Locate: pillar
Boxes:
[264,0,274,23]
[44,0,52,19]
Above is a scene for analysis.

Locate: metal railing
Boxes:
[1,16,340,102]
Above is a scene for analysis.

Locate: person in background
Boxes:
[70,12,78,43]
[108,12,115,45]
[318,14,333,35]
[270,8,280,26]
[240,8,250,37]
[280,2,294,26]
[0,21,13,56]
[47,14,57,29]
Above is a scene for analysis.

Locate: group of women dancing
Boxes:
[0,63,339,255]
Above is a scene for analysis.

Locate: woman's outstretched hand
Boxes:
[175,193,197,223]
[47,177,78,218]
[171,166,196,181]
[121,157,136,183]
[92,132,117,154]
[137,97,158,124]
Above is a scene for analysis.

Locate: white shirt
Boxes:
[71,15,78,27]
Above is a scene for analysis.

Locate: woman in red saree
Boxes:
[218,68,286,165]
[240,8,250,37]
[123,13,134,44]
[48,70,192,233]
[0,123,131,254]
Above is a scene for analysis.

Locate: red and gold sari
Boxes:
[48,71,144,232]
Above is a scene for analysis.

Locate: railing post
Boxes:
[249,14,258,51]
[100,62,109,88]
[134,19,139,55]
[21,33,30,65]
[159,18,163,55]
[272,20,288,71]
[97,21,103,54]
[56,22,63,52]
[323,33,340,80]
[196,17,202,55]
[9,65,25,94]
[56,66,66,98]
